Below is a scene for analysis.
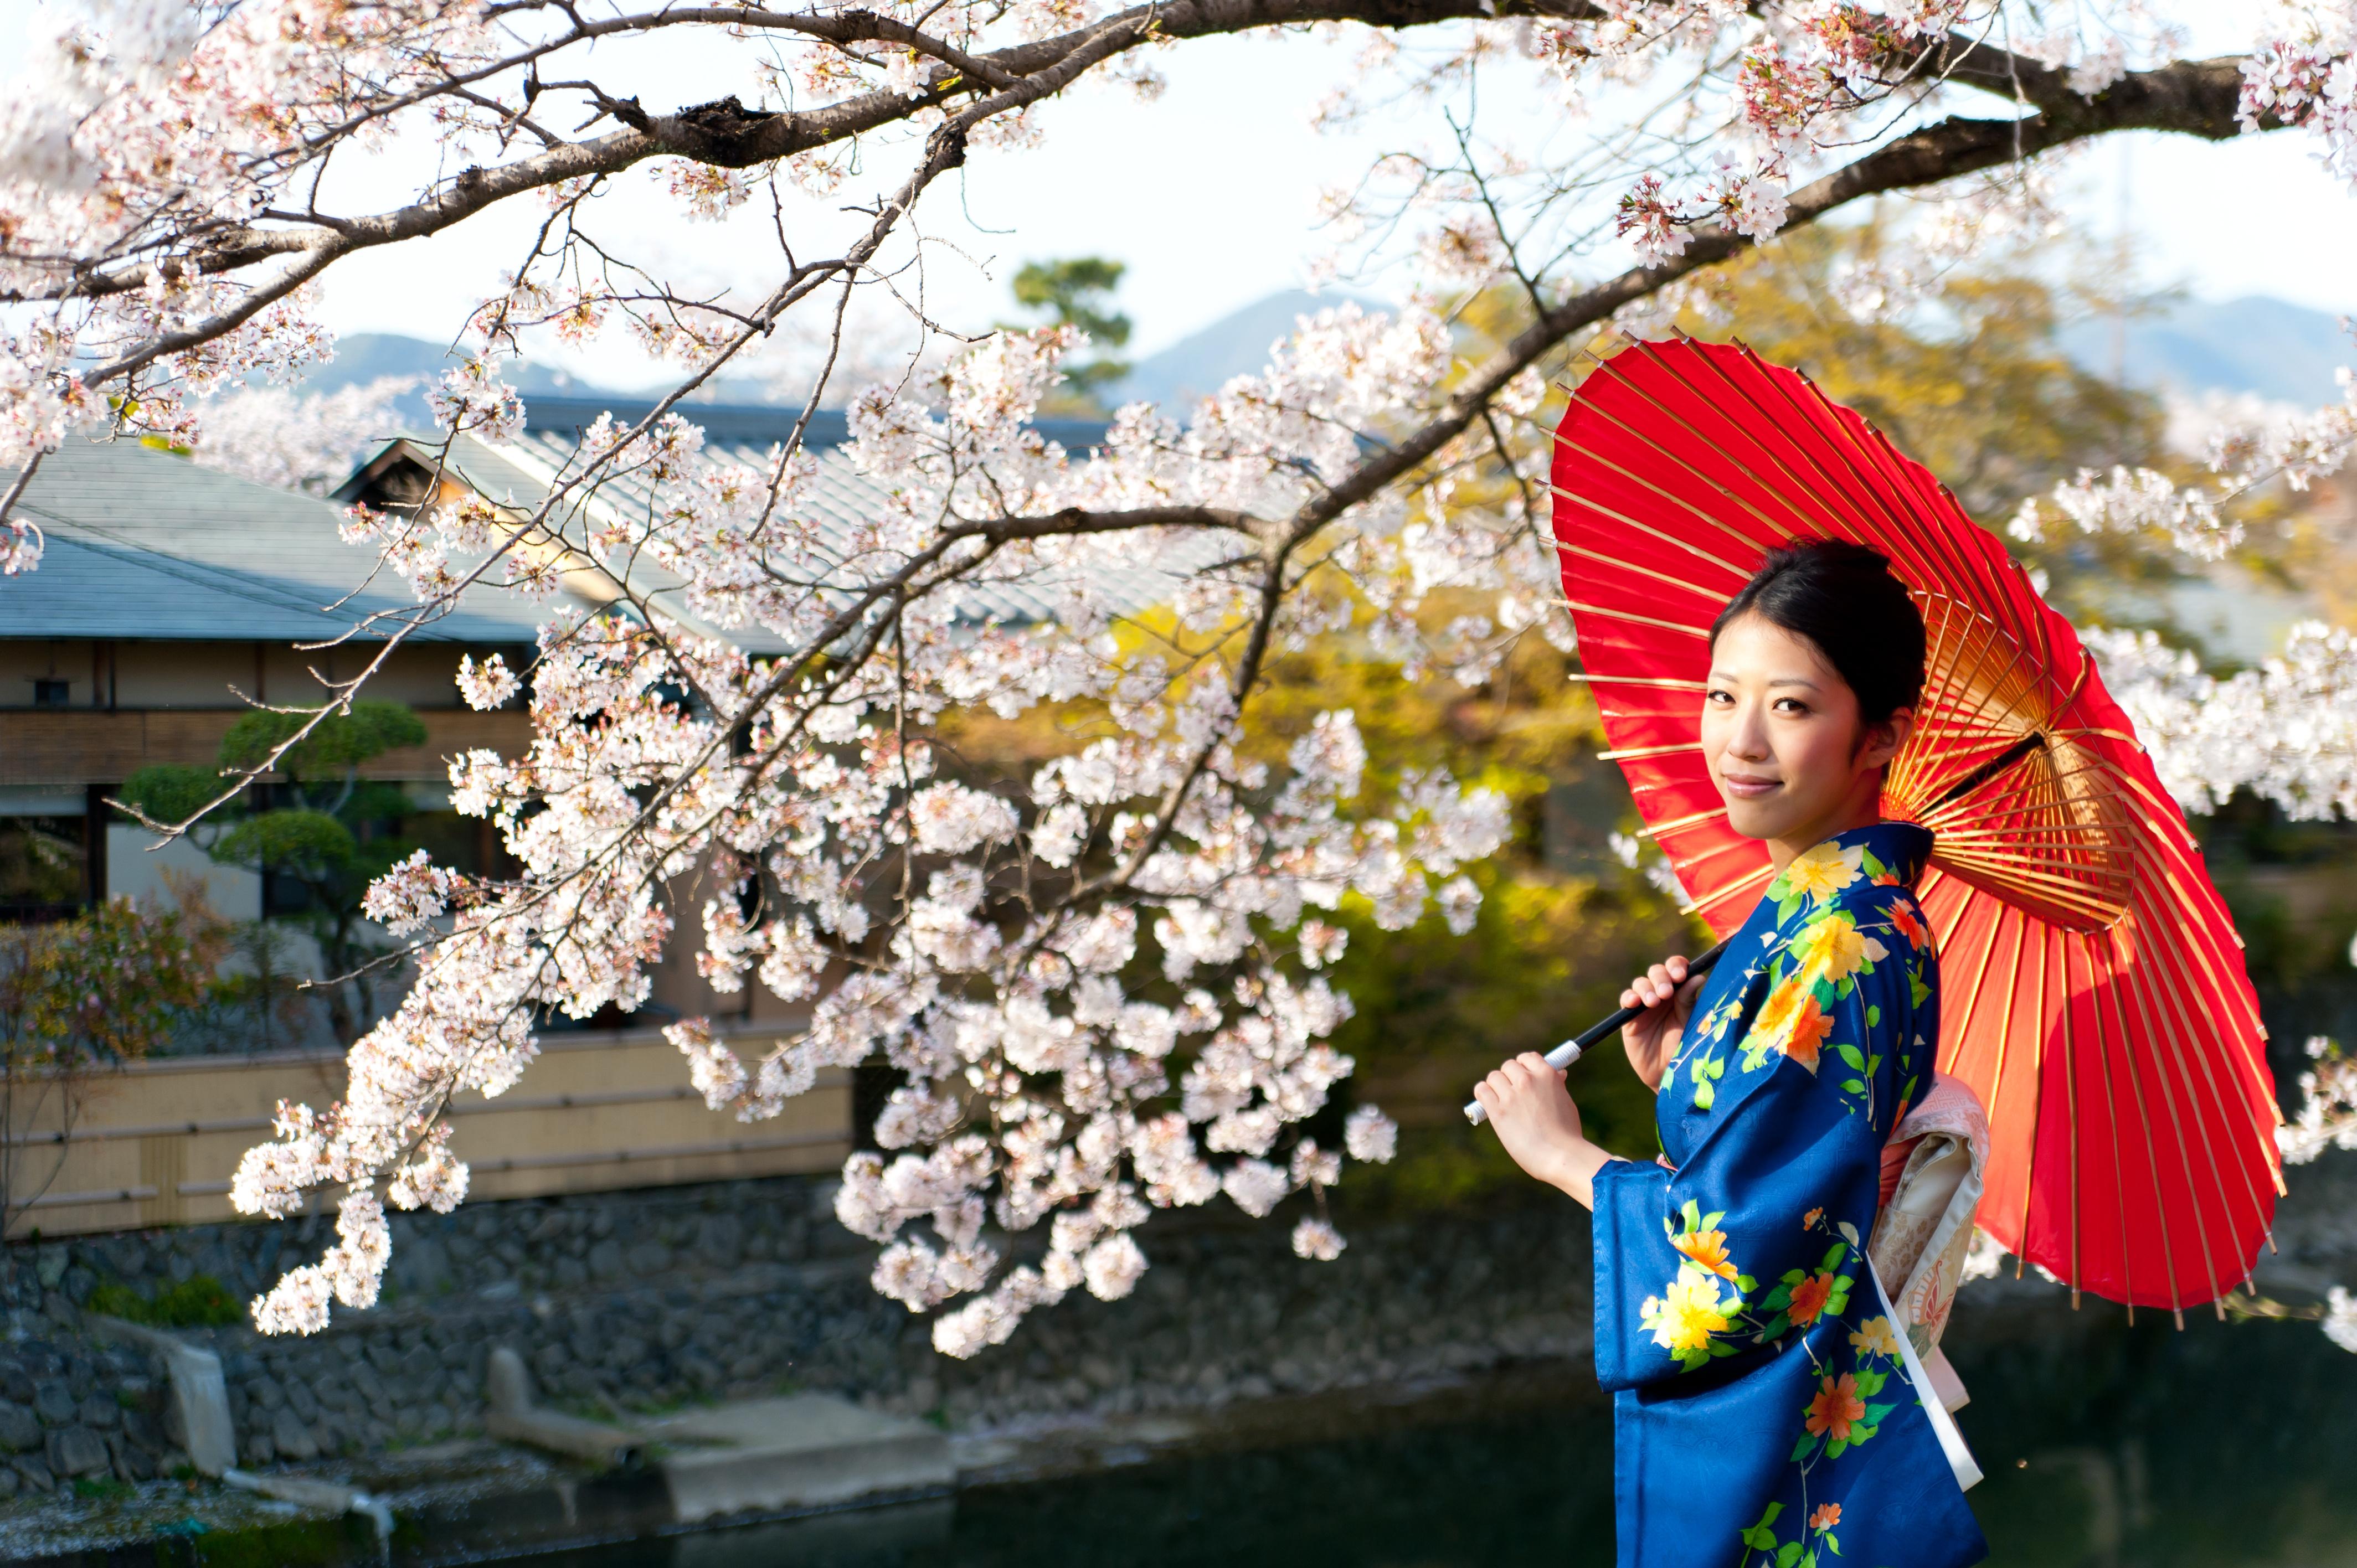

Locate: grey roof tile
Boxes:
[1,440,545,643]
[404,396,1227,641]
[5,396,1225,652]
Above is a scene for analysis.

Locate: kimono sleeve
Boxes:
[1591,886,1926,1394]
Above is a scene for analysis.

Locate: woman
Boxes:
[1476,540,1987,1568]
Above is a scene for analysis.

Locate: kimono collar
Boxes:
[1804,820,1933,889]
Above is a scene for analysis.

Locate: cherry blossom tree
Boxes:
[191,375,415,493]
[2,0,2354,1351]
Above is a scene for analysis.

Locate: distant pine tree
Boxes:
[1007,258,1132,415]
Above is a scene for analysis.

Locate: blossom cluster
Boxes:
[222,322,1524,1344]
[0,0,2351,1356]
[2085,623,2357,822]
[2241,1,2357,188]
[190,377,415,494]
[2279,1035,2357,1167]
[0,0,495,502]
[2011,367,2357,560]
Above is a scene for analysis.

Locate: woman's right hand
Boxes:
[1620,955,1704,1092]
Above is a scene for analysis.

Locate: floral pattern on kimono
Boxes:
[1591,822,1985,1568]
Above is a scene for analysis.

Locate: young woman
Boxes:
[1475,540,1987,1568]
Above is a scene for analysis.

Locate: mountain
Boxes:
[1111,291,2352,416]
[301,292,1399,430]
[294,333,616,432]
[300,334,774,430]
[2057,295,2351,407]
[310,291,2351,441]
[1108,288,1392,413]
[318,332,644,397]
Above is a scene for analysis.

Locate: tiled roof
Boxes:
[3,395,1217,651]
[1,439,545,643]
[341,396,1225,651]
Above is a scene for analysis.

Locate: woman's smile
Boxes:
[1700,613,1911,863]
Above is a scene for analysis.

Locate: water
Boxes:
[505,1295,2357,1568]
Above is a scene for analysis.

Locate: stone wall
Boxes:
[0,1323,176,1498]
[1,1175,1596,1473]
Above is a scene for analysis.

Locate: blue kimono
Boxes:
[1592,822,1986,1568]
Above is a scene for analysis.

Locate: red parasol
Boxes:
[1549,334,2281,1318]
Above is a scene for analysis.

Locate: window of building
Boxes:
[29,678,69,709]
[0,811,91,921]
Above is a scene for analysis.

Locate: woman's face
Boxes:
[1700,612,1910,849]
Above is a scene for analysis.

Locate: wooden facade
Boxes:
[0,704,534,788]
[5,1025,850,1239]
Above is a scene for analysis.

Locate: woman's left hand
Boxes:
[1475,1053,1614,1208]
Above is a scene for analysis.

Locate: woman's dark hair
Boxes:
[1708,539,1925,724]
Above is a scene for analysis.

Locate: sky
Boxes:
[11,3,2353,375]
[320,24,2356,389]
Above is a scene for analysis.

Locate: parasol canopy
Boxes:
[1552,334,2281,1318]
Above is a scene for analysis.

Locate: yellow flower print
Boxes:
[1797,914,1865,984]
[1671,1226,1740,1281]
[1849,1314,1902,1358]
[1646,1271,1738,1355]
[1782,841,1865,902]
[1755,972,1806,1038]
[1800,910,1895,986]
[1793,913,1890,988]
[1744,980,1831,1072]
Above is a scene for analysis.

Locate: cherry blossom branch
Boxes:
[22,0,2326,1350]
[1294,51,2267,543]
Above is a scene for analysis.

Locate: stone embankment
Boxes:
[0,1329,174,1499]
[0,1174,1594,1486]
[13,1146,2352,1554]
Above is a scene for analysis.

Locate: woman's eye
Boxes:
[1773,698,1809,715]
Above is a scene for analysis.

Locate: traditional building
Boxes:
[1,436,539,928]
[332,394,1174,627]
[3,396,1173,1030]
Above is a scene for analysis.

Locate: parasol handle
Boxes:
[1462,938,1731,1126]
[1459,743,2049,1127]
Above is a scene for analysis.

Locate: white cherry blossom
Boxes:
[0,0,2346,1354]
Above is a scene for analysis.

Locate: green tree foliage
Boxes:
[218,703,427,781]
[119,702,430,1043]
[1008,257,1133,413]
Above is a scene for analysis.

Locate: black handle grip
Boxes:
[1463,937,1731,1125]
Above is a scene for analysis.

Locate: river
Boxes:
[495,1282,2357,1568]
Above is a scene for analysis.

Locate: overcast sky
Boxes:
[9,3,2351,372]
[309,24,2356,383]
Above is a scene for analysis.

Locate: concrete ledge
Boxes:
[649,1395,954,1523]
[85,1313,238,1476]
[483,1345,646,1468]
